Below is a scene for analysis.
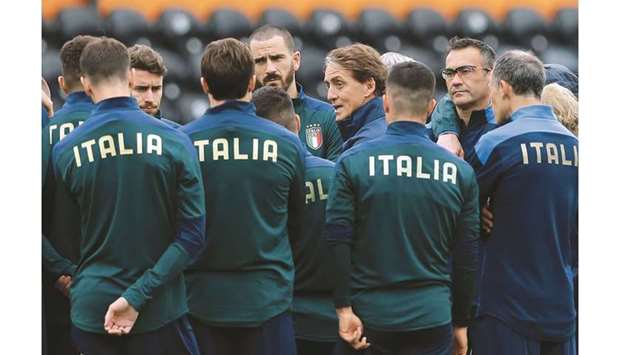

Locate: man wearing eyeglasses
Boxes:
[431,37,497,163]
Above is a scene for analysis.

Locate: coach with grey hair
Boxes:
[470,50,578,355]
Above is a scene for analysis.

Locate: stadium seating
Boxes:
[41,1,578,122]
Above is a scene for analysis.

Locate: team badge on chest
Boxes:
[305,124,323,150]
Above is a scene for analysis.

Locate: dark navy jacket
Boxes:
[429,96,497,164]
[337,97,387,152]
[471,105,578,341]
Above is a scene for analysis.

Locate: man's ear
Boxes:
[200,77,210,95]
[382,93,390,115]
[499,80,512,99]
[80,76,94,99]
[248,74,256,93]
[128,68,135,88]
[427,98,437,116]
[365,78,377,98]
[58,76,67,95]
[292,51,301,72]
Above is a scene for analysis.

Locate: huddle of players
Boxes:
[41,24,577,355]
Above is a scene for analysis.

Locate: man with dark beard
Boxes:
[250,25,342,161]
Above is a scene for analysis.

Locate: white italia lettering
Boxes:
[546,143,559,165]
[263,140,278,162]
[560,144,572,166]
[252,138,259,160]
[433,159,440,180]
[366,154,458,184]
[71,132,165,167]
[118,133,133,155]
[573,145,578,167]
[147,134,162,155]
[521,143,529,164]
[317,179,328,200]
[416,156,430,179]
[213,138,229,160]
[49,125,57,144]
[305,181,315,204]
[98,135,116,159]
[81,139,96,163]
[194,140,209,162]
[59,123,75,140]
[530,142,543,163]
[233,138,248,160]
[378,155,394,175]
[73,146,82,167]
[443,162,458,185]
[136,133,143,154]
[369,156,375,176]
[396,156,412,177]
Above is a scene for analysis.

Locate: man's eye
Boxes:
[460,67,475,73]
[254,58,266,64]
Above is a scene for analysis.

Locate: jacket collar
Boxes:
[510,104,555,122]
[92,96,139,115]
[206,100,255,116]
[337,96,385,140]
[386,120,430,139]
[64,91,93,106]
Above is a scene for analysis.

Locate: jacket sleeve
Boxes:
[287,142,306,245]
[122,137,207,311]
[325,158,355,307]
[451,172,481,326]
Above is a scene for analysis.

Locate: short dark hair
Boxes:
[201,38,255,100]
[251,86,297,131]
[386,61,436,116]
[249,25,295,52]
[80,37,130,86]
[446,36,496,68]
[325,43,387,96]
[59,35,98,89]
[493,50,546,98]
[128,44,167,76]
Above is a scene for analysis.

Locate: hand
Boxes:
[481,205,494,234]
[54,275,72,297]
[104,297,139,336]
[437,133,464,158]
[452,326,468,355]
[336,307,370,350]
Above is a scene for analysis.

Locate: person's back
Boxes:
[180,38,305,355]
[183,101,304,325]
[52,37,205,355]
[471,50,577,355]
[327,62,479,355]
[252,86,339,354]
[41,34,98,355]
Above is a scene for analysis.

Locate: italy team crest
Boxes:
[305,124,323,150]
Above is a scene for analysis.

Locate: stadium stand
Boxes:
[41,0,577,122]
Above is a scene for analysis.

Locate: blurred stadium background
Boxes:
[42,0,577,124]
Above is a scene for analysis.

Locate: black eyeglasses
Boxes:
[441,65,491,80]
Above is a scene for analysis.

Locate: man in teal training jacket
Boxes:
[51,37,205,355]
[325,61,480,355]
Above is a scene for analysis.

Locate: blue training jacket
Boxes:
[471,104,578,341]
[337,97,387,152]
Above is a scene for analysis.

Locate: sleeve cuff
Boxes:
[121,288,148,312]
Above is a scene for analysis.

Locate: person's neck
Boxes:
[286,80,299,99]
[208,91,252,108]
[389,115,426,126]
[91,83,130,103]
[510,96,541,114]
[64,86,86,96]
[455,97,490,127]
